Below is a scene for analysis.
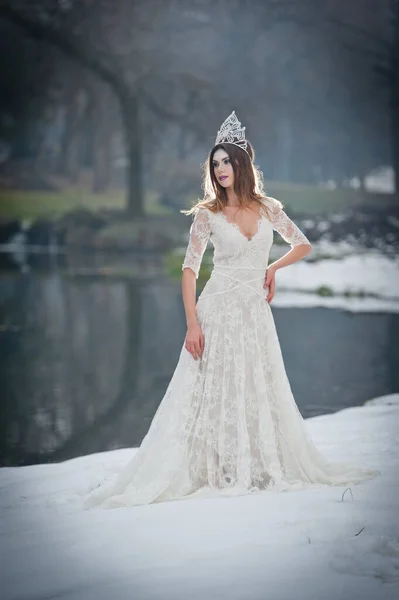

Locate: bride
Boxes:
[85,111,379,509]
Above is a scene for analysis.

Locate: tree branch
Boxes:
[325,14,391,54]
[0,3,130,97]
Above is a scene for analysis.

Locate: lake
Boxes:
[0,257,398,467]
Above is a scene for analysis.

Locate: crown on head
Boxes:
[215,110,248,155]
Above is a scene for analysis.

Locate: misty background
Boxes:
[0,0,396,209]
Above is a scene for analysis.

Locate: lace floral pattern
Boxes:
[85,198,379,509]
[181,207,212,279]
[267,198,311,247]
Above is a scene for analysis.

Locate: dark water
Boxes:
[0,264,398,467]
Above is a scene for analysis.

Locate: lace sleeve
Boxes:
[267,199,310,247]
[182,207,211,279]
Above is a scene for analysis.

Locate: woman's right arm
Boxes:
[182,269,204,360]
[181,207,211,360]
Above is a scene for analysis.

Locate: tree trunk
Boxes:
[92,82,112,194]
[59,82,85,182]
[392,105,399,194]
[391,0,399,194]
[0,6,144,218]
[119,92,144,218]
[92,141,111,194]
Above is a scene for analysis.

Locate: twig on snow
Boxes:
[341,487,353,502]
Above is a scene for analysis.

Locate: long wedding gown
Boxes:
[85,197,378,509]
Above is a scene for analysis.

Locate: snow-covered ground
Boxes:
[1,394,398,600]
[273,291,399,313]
[271,244,399,313]
[278,252,399,299]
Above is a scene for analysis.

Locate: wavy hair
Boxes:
[181,141,281,219]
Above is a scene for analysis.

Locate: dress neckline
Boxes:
[219,207,263,242]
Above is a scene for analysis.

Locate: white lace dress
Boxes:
[85,198,378,509]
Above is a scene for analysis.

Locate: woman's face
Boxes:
[212,149,235,188]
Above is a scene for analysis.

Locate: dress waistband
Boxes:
[213,265,266,270]
[201,267,266,300]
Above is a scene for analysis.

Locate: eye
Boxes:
[224,159,230,164]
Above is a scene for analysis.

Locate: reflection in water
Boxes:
[0,270,398,466]
[275,308,398,415]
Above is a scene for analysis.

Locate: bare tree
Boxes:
[311,0,395,189]
[0,0,167,216]
[0,0,389,208]
[0,0,308,213]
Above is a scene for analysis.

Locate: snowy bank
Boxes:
[273,291,399,313]
[1,395,398,600]
[277,253,399,299]
[272,251,399,313]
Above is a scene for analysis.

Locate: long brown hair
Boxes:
[182,141,281,218]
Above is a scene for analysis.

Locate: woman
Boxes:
[85,112,378,509]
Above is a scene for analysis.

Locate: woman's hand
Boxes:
[185,322,205,360]
[264,265,277,304]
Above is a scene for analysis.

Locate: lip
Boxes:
[219,176,228,181]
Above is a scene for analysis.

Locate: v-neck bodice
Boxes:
[219,206,263,242]
[182,196,310,280]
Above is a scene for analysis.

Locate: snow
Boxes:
[1,395,399,600]
[273,292,399,313]
[272,251,399,313]
[278,253,399,299]
[364,166,394,193]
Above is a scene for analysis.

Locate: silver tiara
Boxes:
[215,110,248,155]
